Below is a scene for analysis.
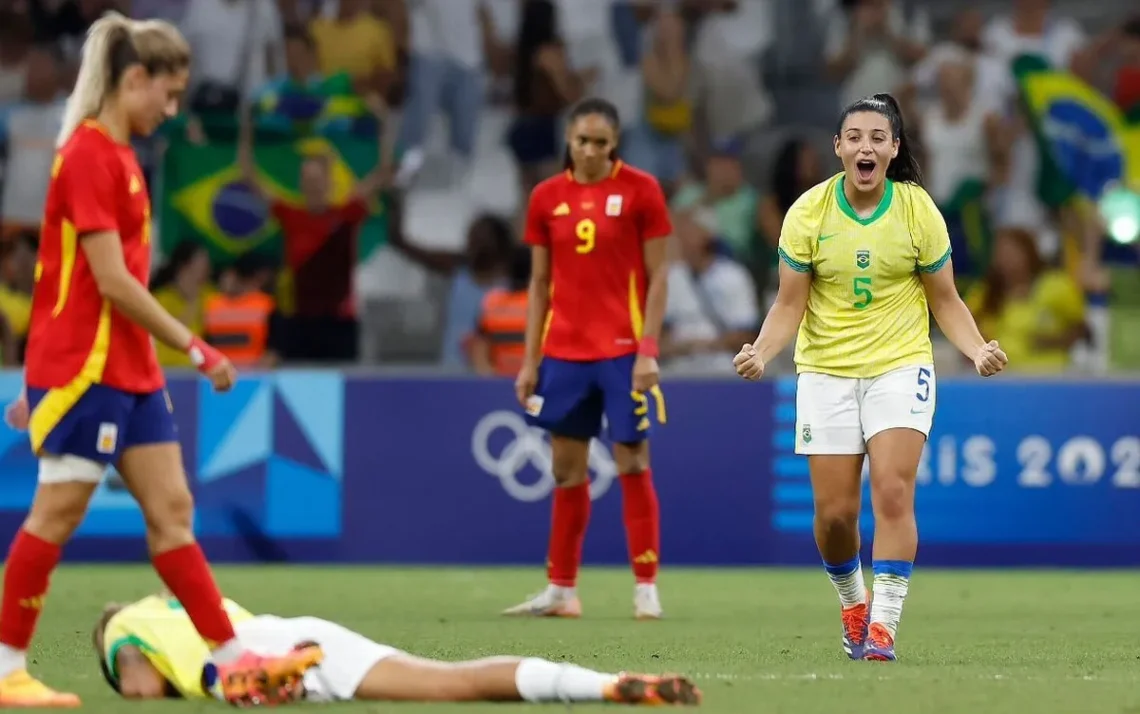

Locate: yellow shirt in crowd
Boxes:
[310,15,396,80]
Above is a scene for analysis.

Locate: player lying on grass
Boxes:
[92,594,702,706]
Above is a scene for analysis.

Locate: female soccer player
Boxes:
[0,13,319,707]
[504,98,673,620]
[733,93,1007,662]
[93,593,701,706]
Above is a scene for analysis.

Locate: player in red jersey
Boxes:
[0,13,320,708]
[503,98,672,621]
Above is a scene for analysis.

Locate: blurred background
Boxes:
[0,0,1137,379]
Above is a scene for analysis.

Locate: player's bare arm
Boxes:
[740,262,811,377]
[82,231,236,390]
[516,244,551,405]
[919,258,1007,376]
[633,236,669,392]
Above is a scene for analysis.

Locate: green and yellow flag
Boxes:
[159,131,389,265]
[1014,54,1140,243]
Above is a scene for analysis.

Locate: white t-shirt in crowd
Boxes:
[409,0,483,69]
[665,259,759,374]
[2,100,65,226]
[181,0,283,99]
[825,2,931,108]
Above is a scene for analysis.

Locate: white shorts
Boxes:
[795,364,936,455]
[235,616,403,702]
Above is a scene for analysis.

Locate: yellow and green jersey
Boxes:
[102,595,255,698]
[778,173,952,379]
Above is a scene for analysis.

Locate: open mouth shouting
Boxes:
[855,158,877,183]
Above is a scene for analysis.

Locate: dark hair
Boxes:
[1124,16,1140,38]
[508,246,532,291]
[284,25,315,48]
[772,137,808,215]
[151,241,205,291]
[836,92,923,186]
[979,227,1043,318]
[514,0,559,111]
[562,97,621,170]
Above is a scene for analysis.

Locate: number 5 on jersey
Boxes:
[853,276,873,309]
[575,218,596,254]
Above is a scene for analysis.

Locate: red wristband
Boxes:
[187,336,224,373]
[638,336,659,358]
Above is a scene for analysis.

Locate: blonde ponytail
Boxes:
[57,12,134,147]
[56,12,190,147]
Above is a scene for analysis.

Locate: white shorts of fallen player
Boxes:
[794,364,935,455]
[235,615,402,702]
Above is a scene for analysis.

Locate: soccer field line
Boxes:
[692,672,1120,683]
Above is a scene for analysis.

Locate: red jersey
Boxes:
[272,198,366,318]
[25,121,163,393]
[525,161,672,361]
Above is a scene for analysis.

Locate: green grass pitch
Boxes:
[24,566,1140,712]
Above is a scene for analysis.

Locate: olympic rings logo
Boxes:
[471,411,617,502]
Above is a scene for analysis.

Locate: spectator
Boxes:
[27,0,114,66]
[181,0,283,114]
[825,0,930,110]
[690,0,774,144]
[469,245,531,377]
[980,0,1087,85]
[0,11,33,106]
[395,0,484,186]
[623,6,690,196]
[903,8,1005,116]
[756,137,825,250]
[662,208,759,374]
[151,242,214,368]
[508,0,591,199]
[966,227,1088,373]
[0,230,37,364]
[205,253,280,368]
[309,0,397,95]
[671,137,758,260]
[1,44,65,238]
[551,0,626,116]
[1098,15,1140,112]
[255,27,364,133]
[388,209,514,369]
[238,97,389,363]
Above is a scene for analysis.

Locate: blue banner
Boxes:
[0,372,1137,566]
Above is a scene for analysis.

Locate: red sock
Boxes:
[0,529,62,651]
[546,483,591,587]
[152,543,236,648]
[621,470,660,584]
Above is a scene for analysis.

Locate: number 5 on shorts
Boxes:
[916,367,932,402]
[852,276,873,309]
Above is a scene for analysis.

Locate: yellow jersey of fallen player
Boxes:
[103,595,255,698]
[778,173,952,379]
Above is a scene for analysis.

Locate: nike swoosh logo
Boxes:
[818,234,837,242]
[910,407,927,414]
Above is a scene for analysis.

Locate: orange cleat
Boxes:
[604,674,702,706]
[214,644,325,706]
[0,670,81,708]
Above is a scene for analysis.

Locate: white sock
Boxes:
[0,644,26,678]
[548,584,576,600]
[823,558,866,608]
[870,573,910,638]
[211,638,243,664]
[514,658,614,702]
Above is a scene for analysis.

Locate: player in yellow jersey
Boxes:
[92,594,701,706]
[733,93,1007,662]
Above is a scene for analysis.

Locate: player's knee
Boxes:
[24,483,95,543]
[870,475,914,522]
[550,439,589,487]
[141,487,195,542]
[813,500,860,537]
[612,442,649,474]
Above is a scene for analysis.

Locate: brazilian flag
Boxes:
[159,131,389,265]
[938,178,992,282]
[1014,55,1140,244]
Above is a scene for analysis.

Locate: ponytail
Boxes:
[836,92,924,186]
[57,12,133,147]
[56,11,190,147]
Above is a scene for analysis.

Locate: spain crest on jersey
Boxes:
[856,250,871,270]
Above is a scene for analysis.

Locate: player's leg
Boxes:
[797,372,869,660]
[275,614,699,706]
[0,385,132,707]
[600,355,664,620]
[116,391,320,703]
[504,359,602,617]
[859,365,935,662]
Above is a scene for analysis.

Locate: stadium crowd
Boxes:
[0,0,1136,375]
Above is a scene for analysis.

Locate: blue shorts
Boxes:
[524,354,666,443]
[27,383,177,463]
